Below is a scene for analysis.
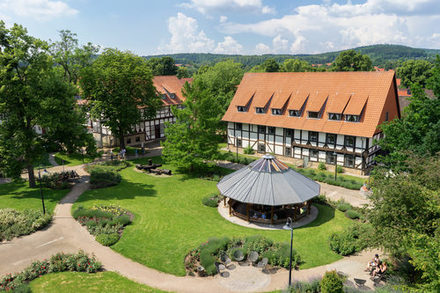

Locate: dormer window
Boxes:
[272,109,282,115]
[170,93,176,99]
[256,107,266,114]
[161,94,167,99]
[345,114,360,122]
[308,111,321,119]
[289,110,301,117]
[328,113,342,121]
[237,106,247,112]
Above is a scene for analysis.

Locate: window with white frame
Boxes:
[285,147,292,157]
[309,131,318,143]
[256,107,266,114]
[344,154,355,168]
[326,152,336,164]
[289,110,301,117]
[237,106,246,112]
[272,108,282,115]
[345,114,360,122]
[344,136,355,148]
[310,149,318,160]
[328,113,342,121]
[326,133,336,145]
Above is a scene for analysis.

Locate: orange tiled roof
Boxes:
[222,72,399,138]
[152,75,192,106]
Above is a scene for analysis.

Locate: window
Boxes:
[385,112,389,121]
[309,131,318,143]
[237,106,246,112]
[136,136,140,142]
[345,115,360,122]
[308,111,320,119]
[310,150,318,160]
[258,125,265,134]
[258,143,266,153]
[344,136,355,148]
[289,110,301,117]
[236,138,242,147]
[236,123,242,131]
[126,138,131,144]
[326,133,336,145]
[285,147,292,157]
[285,128,293,137]
[328,113,342,121]
[256,107,266,114]
[344,154,355,168]
[170,93,176,99]
[268,127,275,135]
[272,108,282,115]
[161,94,167,99]
[326,152,336,164]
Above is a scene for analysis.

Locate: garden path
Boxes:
[3,157,379,292]
[48,153,59,166]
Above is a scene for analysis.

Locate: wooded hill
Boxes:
[145,44,440,69]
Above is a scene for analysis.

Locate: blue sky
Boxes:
[1,0,439,56]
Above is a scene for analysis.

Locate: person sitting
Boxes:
[372,262,387,278]
[273,213,278,221]
[366,254,380,272]
[261,213,266,220]
[252,212,258,219]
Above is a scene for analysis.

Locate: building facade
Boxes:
[87,75,191,148]
[222,72,400,174]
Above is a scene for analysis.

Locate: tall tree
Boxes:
[80,49,161,150]
[397,59,433,88]
[0,22,92,187]
[262,58,280,72]
[332,50,373,71]
[49,30,99,84]
[281,59,312,72]
[427,55,440,96]
[146,56,178,76]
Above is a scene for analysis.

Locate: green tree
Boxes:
[427,55,440,96]
[176,66,191,78]
[262,58,280,72]
[80,49,161,150]
[162,83,222,171]
[397,59,433,88]
[0,22,92,187]
[332,50,373,71]
[146,56,178,76]
[320,270,343,293]
[49,30,99,84]
[281,59,311,72]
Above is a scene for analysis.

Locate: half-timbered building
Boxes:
[222,71,400,174]
[88,75,191,148]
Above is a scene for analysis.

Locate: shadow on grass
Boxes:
[296,204,335,230]
[3,184,66,208]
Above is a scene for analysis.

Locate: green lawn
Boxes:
[30,272,167,293]
[55,152,95,166]
[74,157,352,276]
[0,181,69,213]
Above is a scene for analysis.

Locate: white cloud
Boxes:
[0,0,78,21]
[223,0,440,53]
[183,0,274,15]
[214,36,243,54]
[219,15,228,23]
[255,43,271,55]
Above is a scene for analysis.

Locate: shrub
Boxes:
[198,237,230,276]
[243,146,255,155]
[329,223,371,256]
[345,209,361,220]
[0,209,51,241]
[291,278,321,293]
[321,270,344,293]
[96,233,120,246]
[262,242,301,268]
[336,166,344,173]
[89,168,122,188]
[336,202,352,212]
[318,162,327,171]
[202,194,220,208]
[242,235,273,255]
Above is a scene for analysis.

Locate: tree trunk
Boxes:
[119,133,125,150]
[27,164,36,188]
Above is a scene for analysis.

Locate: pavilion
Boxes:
[217,154,320,225]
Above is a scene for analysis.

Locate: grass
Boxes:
[30,271,167,293]
[74,157,352,276]
[0,181,69,213]
[54,152,95,167]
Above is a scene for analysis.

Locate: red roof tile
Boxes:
[152,75,192,106]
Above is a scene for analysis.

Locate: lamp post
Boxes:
[38,166,46,215]
[283,217,294,288]
[333,151,337,181]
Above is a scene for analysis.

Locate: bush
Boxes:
[336,166,344,173]
[262,242,301,268]
[96,233,120,246]
[0,209,51,241]
[318,162,326,171]
[198,237,230,276]
[242,235,273,255]
[0,251,101,291]
[243,146,255,155]
[336,202,352,212]
[321,270,344,293]
[202,194,220,208]
[89,168,122,188]
[329,223,371,256]
[291,278,321,293]
[345,209,361,220]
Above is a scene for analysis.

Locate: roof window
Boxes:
[328,113,342,121]
[289,110,301,117]
[237,106,247,112]
[308,111,321,119]
[256,107,266,114]
[272,108,282,115]
[345,114,360,122]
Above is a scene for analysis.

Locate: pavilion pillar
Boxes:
[246,204,250,222]
[229,204,232,215]
[224,197,226,207]
[271,206,274,224]
[307,201,311,215]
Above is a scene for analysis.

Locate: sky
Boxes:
[0,0,439,56]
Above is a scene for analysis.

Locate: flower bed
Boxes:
[185,235,301,276]
[0,209,51,241]
[73,205,132,246]
[0,251,101,291]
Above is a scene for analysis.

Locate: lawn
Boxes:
[30,271,167,293]
[54,152,95,167]
[74,157,352,276]
[0,181,69,213]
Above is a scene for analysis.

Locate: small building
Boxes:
[222,71,401,174]
[217,154,320,224]
[87,75,192,148]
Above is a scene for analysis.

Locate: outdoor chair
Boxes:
[257,257,268,272]
[248,251,259,266]
[354,278,366,288]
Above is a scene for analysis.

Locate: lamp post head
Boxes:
[283,217,293,230]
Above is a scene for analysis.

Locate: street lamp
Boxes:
[283,217,294,288]
[38,166,46,215]
[333,151,337,181]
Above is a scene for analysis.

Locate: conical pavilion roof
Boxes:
[217,155,320,206]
